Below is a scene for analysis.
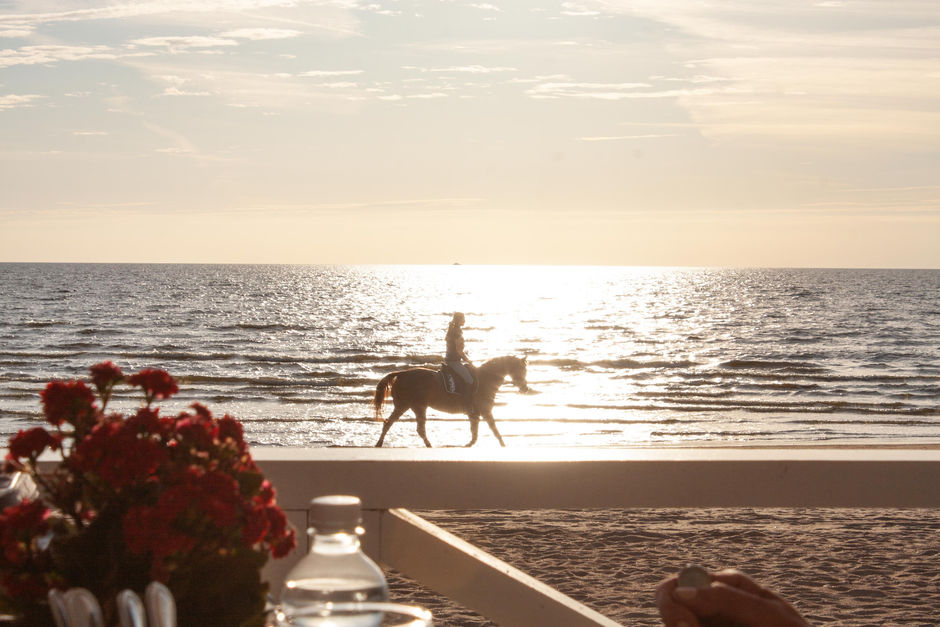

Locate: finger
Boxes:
[655,577,701,627]
[711,569,778,599]
[682,583,792,626]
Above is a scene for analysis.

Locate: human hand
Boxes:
[656,568,810,627]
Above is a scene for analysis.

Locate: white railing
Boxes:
[255,447,940,627]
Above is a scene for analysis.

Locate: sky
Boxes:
[0,0,938,267]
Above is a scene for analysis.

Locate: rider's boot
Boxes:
[464,388,475,415]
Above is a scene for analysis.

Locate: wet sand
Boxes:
[386,508,940,625]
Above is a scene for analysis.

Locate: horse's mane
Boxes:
[478,355,521,376]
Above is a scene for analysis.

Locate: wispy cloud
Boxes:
[526,81,651,99]
[560,2,601,17]
[403,64,517,74]
[300,70,364,77]
[595,1,940,143]
[0,44,121,69]
[221,28,302,40]
[130,35,238,52]
[578,134,677,141]
[0,1,326,26]
[0,93,42,110]
[155,74,212,96]
[0,27,31,38]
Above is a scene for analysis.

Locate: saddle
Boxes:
[439,363,473,396]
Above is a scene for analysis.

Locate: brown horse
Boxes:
[373,355,528,447]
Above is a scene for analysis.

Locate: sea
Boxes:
[1,263,938,449]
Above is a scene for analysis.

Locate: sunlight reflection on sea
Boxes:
[0,264,938,448]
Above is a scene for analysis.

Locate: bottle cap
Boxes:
[309,495,363,532]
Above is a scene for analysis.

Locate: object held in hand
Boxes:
[677,564,712,589]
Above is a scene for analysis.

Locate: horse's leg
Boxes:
[465,415,480,447]
[414,407,432,448]
[483,412,506,447]
[375,405,407,447]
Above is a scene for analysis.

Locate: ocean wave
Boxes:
[595,358,698,370]
[21,320,67,327]
[77,328,123,336]
[223,323,314,332]
[534,357,698,370]
[719,359,826,372]
[565,398,939,416]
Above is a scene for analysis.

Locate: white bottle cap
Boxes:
[309,495,363,532]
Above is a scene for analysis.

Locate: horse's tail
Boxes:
[372,372,399,421]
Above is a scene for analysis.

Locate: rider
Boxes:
[445,312,476,414]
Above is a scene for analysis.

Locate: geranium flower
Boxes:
[88,361,123,407]
[127,368,178,405]
[1,364,295,626]
[40,380,96,428]
[71,421,168,489]
[6,427,61,462]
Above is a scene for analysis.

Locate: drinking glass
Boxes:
[270,601,432,627]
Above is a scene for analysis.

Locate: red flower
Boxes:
[255,480,276,506]
[7,428,61,461]
[241,505,270,547]
[2,364,296,623]
[89,361,123,393]
[175,412,218,451]
[71,422,168,489]
[265,505,288,539]
[0,501,50,567]
[217,415,249,457]
[125,407,167,435]
[197,471,241,528]
[127,369,178,404]
[271,529,297,558]
[40,381,96,428]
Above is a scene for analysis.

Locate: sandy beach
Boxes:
[386,508,940,625]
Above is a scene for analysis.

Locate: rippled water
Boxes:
[1,264,938,448]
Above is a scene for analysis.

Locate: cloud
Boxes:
[130,35,238,51]
[0,44,119,68]
[0,28,32,38]
[153,74,212,96]
[578,134,677,141]
[0,93,42,110]
[526,81,651,99]
[300,69,363,77]
[581,1,940,145]
[403,64,517,74]
[220,28,302,40]
[72,130,109,136]
[560,2,601,17]
[0,0,363,39]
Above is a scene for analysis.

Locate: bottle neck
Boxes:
[309,528,362,555]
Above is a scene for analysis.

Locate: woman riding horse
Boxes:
[445,312,475,414]
[373,355,528,448]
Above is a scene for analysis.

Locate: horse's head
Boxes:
[508,355,528,393]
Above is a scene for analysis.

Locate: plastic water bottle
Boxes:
[278,495,389,626]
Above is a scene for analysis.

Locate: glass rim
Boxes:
[277,601,432,620]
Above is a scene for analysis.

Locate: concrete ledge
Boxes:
[254,447,940,510]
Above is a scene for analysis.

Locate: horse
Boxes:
[372,355,528,448]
